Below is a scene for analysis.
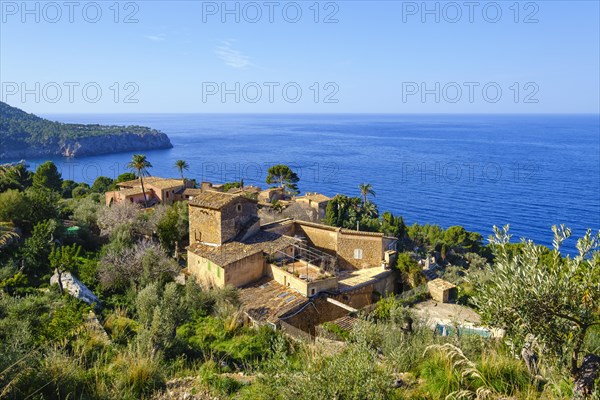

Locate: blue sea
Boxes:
[10,114,600,253]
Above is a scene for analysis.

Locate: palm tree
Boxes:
[174,160,189,180]
[0,222,19,249]
[359,183,376,205]
[362,201,379,220]
[127,154,153,207]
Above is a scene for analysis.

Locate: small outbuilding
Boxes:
[427,278,457,303]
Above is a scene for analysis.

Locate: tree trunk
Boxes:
[572,327,588,377]
[140,176,148,208]
[57,270,64,295]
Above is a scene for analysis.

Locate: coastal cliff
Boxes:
[0,102,173,159]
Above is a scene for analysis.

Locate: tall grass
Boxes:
[420,343,534,400]
[109,347,165,399]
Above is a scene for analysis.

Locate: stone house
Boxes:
[258,187,285,204]
[427,278,457,303]
[295,192,331,219]
[187,191,397,297]
[105,176,191,206]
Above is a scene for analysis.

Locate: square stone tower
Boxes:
[188,191,259,246]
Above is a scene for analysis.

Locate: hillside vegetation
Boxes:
[0,160,598,399]
[0,102,172,158]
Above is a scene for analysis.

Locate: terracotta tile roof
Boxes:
[188,230,298,266]
[239,278,309,323]
[189,191,256,210]
[297,193,331,204]
[337,268,391,292]
[325,315,361,331]
[228,186,262,194]
[117,177,184,190]
[339,228,384,237]
[242,230,300,255]
[117,176,163,187]
[182,188,203,197]
[188,241,262,266]
[147,179,186,190]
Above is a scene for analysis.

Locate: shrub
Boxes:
[288,344,394,400]
[110,348,165,399]
[321,322,350,341]
[104,308,139,345]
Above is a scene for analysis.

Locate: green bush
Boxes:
[177,316,277,365]
[288,344,394,400]
[321,321,351,341]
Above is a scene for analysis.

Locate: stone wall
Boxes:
[295,222,338,254]
[188,250,264,288]
[293,222,386,270]
[281,297,349,336]
[224,253,265,287]
[307,276,339,296]
[189,196,257,246]
[333,272,395,309]
[188,205,221,245]
[266,263,338,297]
[105,190,151,206]
[155,186,184,206]
[427,279,457,303]
[187,250,225,287]
[220,198,258,243]
[278,271,396,336]
[334,285,376,310]
[261,220,295,236]
[337,231,385,270]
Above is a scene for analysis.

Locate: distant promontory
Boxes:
[0,102,173,159]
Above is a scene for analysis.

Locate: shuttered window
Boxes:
[354,249,363,259]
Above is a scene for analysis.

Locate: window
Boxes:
[166,192,169,198]
[310,288,316,296]
[236,204,242,212]
[354,249,363,259]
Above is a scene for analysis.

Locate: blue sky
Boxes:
[1,0,599,113]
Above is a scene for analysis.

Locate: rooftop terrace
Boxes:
[273,260,332,282]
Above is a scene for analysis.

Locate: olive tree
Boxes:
[99,240,179,291]
[473,225,600,390]
[49,244,81,294]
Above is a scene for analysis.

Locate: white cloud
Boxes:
[215,40,251,69]
[145,33,166,42]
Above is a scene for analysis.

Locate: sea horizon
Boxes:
[4,113,599,254]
